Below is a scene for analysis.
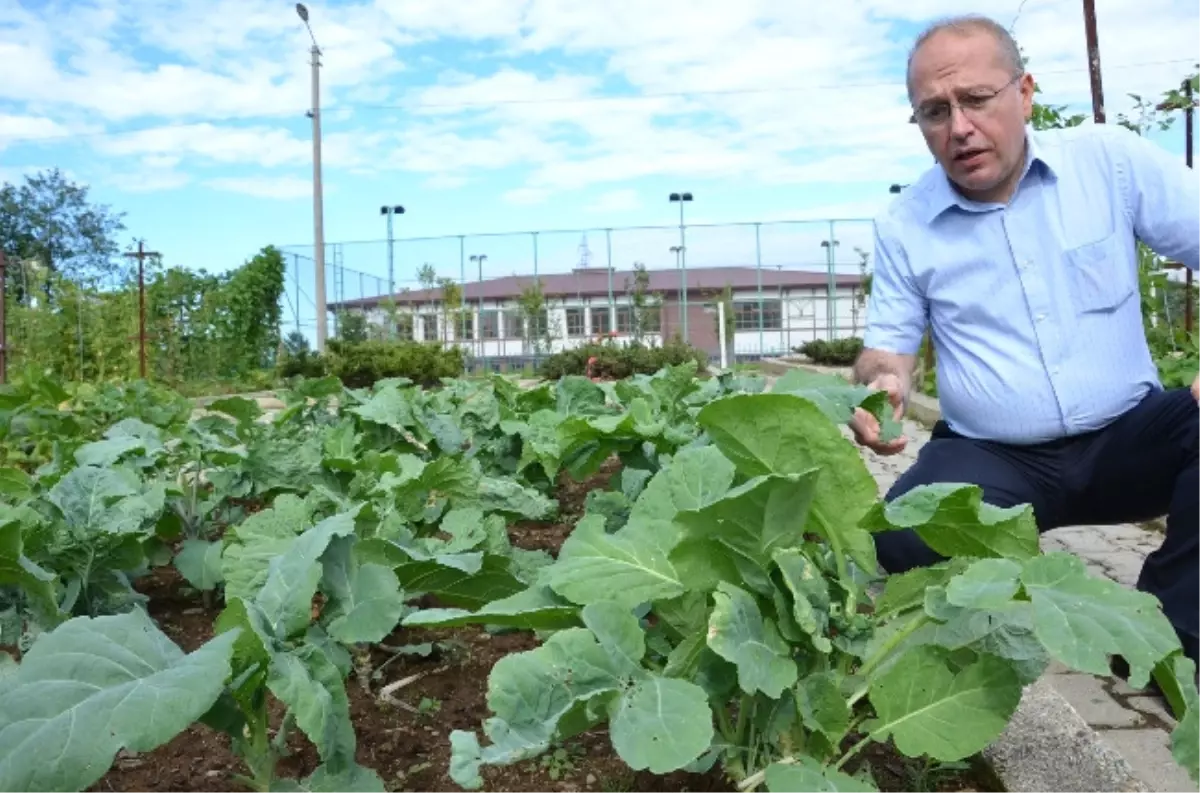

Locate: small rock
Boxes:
[206,770,222,778]
[182,607,204,615]
[586,774,597,784]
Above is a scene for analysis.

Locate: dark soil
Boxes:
[507,458,621,557]
[89,470,998,793]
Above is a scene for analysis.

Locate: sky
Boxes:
[1,0,1198,331]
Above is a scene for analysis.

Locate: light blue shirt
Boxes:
[865,123,1199,445]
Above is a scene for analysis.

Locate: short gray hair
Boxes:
[906,15,1025,101]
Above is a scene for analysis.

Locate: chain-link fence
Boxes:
[278,218,878,366]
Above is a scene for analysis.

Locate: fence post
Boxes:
[1185,76,1194,335]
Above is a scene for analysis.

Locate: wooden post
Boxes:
[123,241,160,380]
[1082,0,1106,123]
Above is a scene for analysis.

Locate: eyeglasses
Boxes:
[912,74,1022,128]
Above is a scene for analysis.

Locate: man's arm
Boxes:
[856,213,927,405]
[1108,125,1200,271]
[852,348,917,397]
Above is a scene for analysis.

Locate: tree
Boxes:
[0,168,126,300]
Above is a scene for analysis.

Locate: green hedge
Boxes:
[538,340,708,380]
[795,337,864,366]
[277,340,464,388]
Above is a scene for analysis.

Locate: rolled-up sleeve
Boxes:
[1110,124,1200,272]
[863,213,928,355]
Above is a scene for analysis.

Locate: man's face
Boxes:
[908,29,1035,202]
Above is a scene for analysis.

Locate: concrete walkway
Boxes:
[852,417,1192,791]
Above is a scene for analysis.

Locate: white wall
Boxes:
[729,285,865,356]
[360,285,865,359]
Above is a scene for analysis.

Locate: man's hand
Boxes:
[850,373,909,455]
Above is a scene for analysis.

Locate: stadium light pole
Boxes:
[297,3,327,351]
[669,192,693,342]
[380,205,405,298]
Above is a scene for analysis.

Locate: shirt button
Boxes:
[1036,313,1046,322]
[1052,366,1060,375]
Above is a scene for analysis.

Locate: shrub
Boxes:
[276,340,464,389]
[795,337,864,366]
[325,339,464,389]
[538,339,708,380]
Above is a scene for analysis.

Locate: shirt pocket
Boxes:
[1064,232,1135,313]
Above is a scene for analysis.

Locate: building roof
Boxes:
[332,265,863,310]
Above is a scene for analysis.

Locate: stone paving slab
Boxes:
[765,359,1197,792]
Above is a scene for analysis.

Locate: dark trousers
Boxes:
[877,386,1199,664]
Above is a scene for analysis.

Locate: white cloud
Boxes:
[0,0,1195,206]
[206,176,314,199]
[0,114,73,150]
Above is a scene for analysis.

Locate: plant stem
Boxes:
[737,756,795,791]
[833,733,872,772]
[859,612,931,679]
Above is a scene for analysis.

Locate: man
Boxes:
[850,14,1200,667]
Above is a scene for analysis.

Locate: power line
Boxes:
[1,56,1195,147]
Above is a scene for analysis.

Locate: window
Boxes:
[615,305,633,334]
[733,300,783,331]
[396,315,414,340]
[503,310,523,339]
[642,305,661,333]
[528,310,548,338]
[590,306,611,335]
[479,310,500,339]
[420,314,438,341]
[565,307,585,337]
[451,312,473,340]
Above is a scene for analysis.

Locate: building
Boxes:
[330,263,868,365]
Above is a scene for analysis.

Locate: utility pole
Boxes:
[297,3,328,351]
[124,240,160,380]
[1082,0,1106,123]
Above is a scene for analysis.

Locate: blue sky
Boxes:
[1,0,1198,331]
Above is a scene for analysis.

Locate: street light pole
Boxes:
[380,205,405,295]
[669,192,693,343]
[297,3,327,351]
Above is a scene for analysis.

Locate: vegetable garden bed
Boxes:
[0,365,1195,793]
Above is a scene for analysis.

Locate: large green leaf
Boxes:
[707,582,797,698]
[697,394,878,573]
[402,586,581,631]
[770,367,903,443]
[0,610,238,791]
[629,444,736,524]
[449,604,712,787]
[319,535,407,645]
[175,538,224,592]
[540,514,684,610]
[765,758,877,792]
[674,472,818,572]
[255,509,359,639]
[1020,552,1181,688]
[860,484,1038,561]
[268,644,357,767]
[1165,654,1199,784]
[866,645,1022,761]
[0,518,59,623]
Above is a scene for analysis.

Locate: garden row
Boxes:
[0,364,1196,792]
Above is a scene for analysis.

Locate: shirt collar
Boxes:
[918,126,1058,224]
